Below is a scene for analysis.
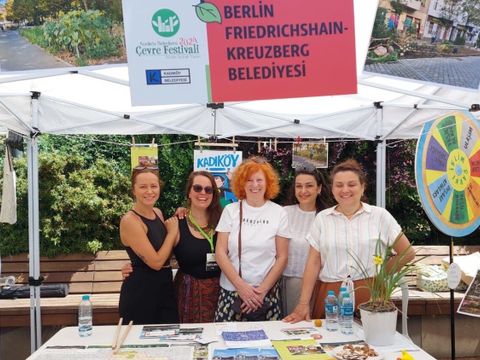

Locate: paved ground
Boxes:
[365,56,480,89]
[0,29,69,71]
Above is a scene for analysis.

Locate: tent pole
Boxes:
[27,92,42,353]
[376,140,386,208]
[375,102,386,208]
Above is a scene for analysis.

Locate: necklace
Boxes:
[187,212,212,234]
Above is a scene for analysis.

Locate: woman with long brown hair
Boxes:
[173,171,222,322]
[122,170,223,322]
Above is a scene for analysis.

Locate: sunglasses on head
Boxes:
[192,184,214,194]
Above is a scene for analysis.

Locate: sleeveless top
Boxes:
[126,209,168,269]
[174,218,220,279]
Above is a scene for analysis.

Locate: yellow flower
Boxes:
[373,255,383,266]
[399,350,415,360]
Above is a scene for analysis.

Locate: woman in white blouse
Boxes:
[285,159,415,322]
[281,167,332,315]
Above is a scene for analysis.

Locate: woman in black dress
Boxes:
[118,166,179,324]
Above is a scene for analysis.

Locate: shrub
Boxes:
[42,9,122,60]
[367,51,399,63]
[0,152,131,256]
[453,36,465,46]
[19,26,48,48]
[437,42,453,53]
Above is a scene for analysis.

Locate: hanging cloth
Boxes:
[0,145,17,224]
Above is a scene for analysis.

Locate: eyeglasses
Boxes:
[133,165,159,171]
[192,184,214,194]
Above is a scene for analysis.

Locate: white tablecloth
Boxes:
[27,320,436,360]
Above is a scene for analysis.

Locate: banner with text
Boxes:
[123,0,356,105]
[194,150,242,207]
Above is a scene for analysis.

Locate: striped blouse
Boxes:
[306,202,402,282]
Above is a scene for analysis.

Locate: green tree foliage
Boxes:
[73,0,123,22]
[6,0,122,24]
[5,0,34,23]
[42,9,122,60]
[372,7,390,39]
[0,151,131,256]
[2,134,477,257]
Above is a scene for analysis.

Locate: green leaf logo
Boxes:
[152,8,180,37]
[194,2,222,23]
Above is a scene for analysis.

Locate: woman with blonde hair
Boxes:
[215,157,290,321]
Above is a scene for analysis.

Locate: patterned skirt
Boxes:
[214,282,283,322]
[174,271,220,323]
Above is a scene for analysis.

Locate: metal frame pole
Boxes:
[374,103,386,208]
[27,92,42,353]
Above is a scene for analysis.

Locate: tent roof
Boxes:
[0,64,479,139]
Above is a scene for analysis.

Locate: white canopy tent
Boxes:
[1,65,479,139]
[1,64,480,353]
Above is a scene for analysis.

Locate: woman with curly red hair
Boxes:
[214,156,290,321]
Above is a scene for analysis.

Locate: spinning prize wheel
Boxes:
[415,111,480,237]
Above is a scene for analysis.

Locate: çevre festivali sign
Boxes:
[122,0,357,105]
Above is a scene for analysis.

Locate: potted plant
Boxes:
[350,233,415,346]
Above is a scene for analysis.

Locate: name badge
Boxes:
[205,253,219,272]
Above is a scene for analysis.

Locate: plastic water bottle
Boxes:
[338,287,347,326]
[341,275,355,309]
[78,294,93,337]
[340,293,354,335]
[324,290,338,332]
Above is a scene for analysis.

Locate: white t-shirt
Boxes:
[306,203,402,282]
[216,200,291,291]
[283,205,317,278]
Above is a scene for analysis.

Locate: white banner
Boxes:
[122,0,209,105]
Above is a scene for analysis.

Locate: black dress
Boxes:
[119,210,179,324]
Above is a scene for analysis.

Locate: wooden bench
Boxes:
[392,245,480,316]
[0,250,130,327]
[0,245,478,326]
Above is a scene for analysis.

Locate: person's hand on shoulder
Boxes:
[174,207,187,219]
[164,216,179,237]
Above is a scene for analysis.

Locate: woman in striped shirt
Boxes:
[284,159,414,322]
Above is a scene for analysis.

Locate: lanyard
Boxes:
[188,213,215,252]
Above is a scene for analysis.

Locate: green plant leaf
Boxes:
[194,2,222,23]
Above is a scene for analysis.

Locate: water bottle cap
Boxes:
[327,290,335,295]
[339,287,347,292]
[343,293,350,298]
[82,295,90,301]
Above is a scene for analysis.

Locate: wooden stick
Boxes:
[111,317,123,349]
[113,320,133,354]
